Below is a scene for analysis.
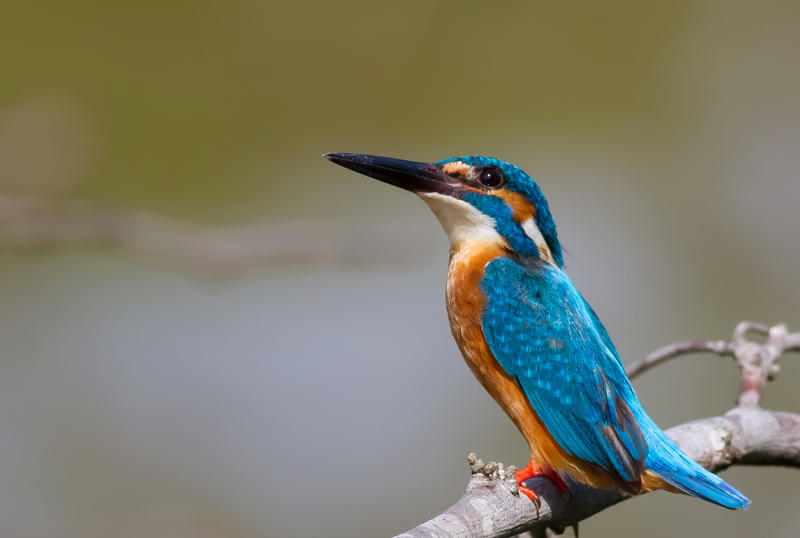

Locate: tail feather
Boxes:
[640,416,750,509]
[653,466,750,509]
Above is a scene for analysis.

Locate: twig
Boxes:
[734,323,798,407]
[395,323,800,538]
[626,339,732,379]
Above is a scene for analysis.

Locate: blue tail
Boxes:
[640,415,750,509]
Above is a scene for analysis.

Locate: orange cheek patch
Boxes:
[495,189,537,223]
[442,161,471,176]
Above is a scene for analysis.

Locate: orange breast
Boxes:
[445,243,627,490]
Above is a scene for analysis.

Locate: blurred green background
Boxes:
[1,1,799,537]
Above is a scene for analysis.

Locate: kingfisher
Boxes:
[324,152,750,510]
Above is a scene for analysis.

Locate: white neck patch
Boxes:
[521,217,555,264]
[419,192,506,249]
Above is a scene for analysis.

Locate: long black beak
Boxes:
[324,153,458,194]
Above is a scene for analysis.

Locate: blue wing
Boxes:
[481,257,647,485]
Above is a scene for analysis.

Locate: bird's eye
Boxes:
[478,166,505,189]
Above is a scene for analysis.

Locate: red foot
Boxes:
[514,459,570,506]
[514,460,543,505]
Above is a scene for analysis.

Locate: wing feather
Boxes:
[481,257,647,485]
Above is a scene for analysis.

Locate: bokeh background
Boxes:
[1,1,799,537]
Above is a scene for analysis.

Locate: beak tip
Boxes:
[323,152,361,167]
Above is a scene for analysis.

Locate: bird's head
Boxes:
[325,153,563,267]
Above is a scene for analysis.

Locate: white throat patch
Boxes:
[419,192,506,249]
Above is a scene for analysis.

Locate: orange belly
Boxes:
[445,243,669,492]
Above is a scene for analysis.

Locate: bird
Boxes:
[324,152,750,510]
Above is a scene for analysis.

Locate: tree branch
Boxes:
[394,322,800,538]
[625,339,732,380]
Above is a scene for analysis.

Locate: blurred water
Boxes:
[0,180,796,537]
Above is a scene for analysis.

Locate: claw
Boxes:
[518,483,541,508]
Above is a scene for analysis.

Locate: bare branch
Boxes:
[732,321,770,342]
[626,339,732,379]
[396,408,800,538]
[395,323,800,538]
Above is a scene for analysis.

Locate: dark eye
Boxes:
[478,166,505,188]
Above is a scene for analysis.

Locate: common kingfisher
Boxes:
[325,153,750,509]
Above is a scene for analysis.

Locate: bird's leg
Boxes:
[514,459,570,505]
